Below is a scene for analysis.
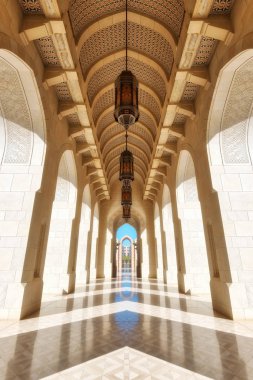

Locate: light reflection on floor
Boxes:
[42,346,213,380]
[0,274,252,379]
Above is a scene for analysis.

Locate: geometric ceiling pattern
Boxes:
[69,0,185,39]
[70,0,182,186]
[19,0,236,200]
[87,56,166,104]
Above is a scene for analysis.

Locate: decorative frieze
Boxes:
[19,0,43,14]
[193,36,218,66]
[36,37,61,66]
[211,0,235,15]
[0,58,32,164]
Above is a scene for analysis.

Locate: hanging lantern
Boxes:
[116,0,137,216]
[121,180,132,205]
[119,148,134,181]
[114,70,139,129]
[114,0,139,130]
[123,204,131,219]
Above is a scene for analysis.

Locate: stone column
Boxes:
[131,241,135,273]
[137,238,142,278]
[195,148,242,319]
[66,185,83,293]
[145,200,157,278]
[17,146,59,319]
[85,207,94,283]
[170,185,187,294]
[118,243,122,274]
[159,205,168,284]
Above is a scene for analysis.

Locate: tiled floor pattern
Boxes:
[42,346,212,380]
[0,276,253,379]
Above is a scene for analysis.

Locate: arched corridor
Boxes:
[0,0,253,378]
[115,223,138,275]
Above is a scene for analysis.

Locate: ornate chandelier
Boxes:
[120,132,133,220]
[119,131,134,181]
[114,0,139,221]
[114,0,139,129]
[121,179,132,205]
[122,204,131,219]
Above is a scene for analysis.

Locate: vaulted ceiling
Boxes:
[19,0,235,201]
[68,0,184,187]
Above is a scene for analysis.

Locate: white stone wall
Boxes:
[140,229,149,279]
[154,202,164,281]
[104,229,113,278]
[76,185,91,285]
[89,203,99,280]
[162,185,177,285]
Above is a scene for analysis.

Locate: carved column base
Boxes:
[0,278,43,320]
[210,277,252,320]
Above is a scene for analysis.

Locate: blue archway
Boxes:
[116,223,137,241]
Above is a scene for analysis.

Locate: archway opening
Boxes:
[122,238,132,271]
[116,224,138,276]
[116,223,137,240]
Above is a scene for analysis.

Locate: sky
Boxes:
[116,223,137,241]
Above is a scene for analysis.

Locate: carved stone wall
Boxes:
[0,58,32,165]
[221,58,253,164]
[193,37,218,66]
[211,0,235,14]
[36,37,61,66]
[18,0,43,14]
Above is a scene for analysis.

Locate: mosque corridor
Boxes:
[0,275,252,379]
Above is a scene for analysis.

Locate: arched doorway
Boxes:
[122,238,132,271]
[116,224,138,276]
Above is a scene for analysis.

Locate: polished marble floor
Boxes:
[0,274,253,379]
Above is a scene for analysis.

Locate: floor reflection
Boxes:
[0,275,252,379]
